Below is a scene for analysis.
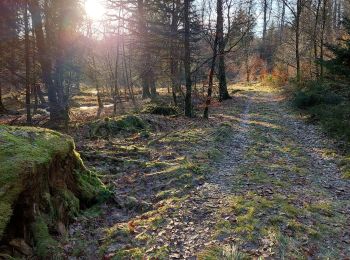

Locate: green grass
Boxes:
[291,80,350,178]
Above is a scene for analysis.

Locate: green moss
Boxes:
[89,115,146,137]
[83,205,102,218]
[0,124,107,260]
[150,215,166,229]
[306,201,334,217]
[198,245,249,260]
[340,156,350,179]
[73,153,110,203]
[214,122,233,142]
[150,245,169,259]
[74,170,99,201]
[142,103,179,116]
[0,125,74,239]
[31,217,61,258]
[207,148,222,161]
[197,246,223,260]
[121,196,152,212]
[156,189,177,200]
[57,189,80,218]
[112,248,145,259]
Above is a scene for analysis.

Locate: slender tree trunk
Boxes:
[246,51,250,83]
[184,0,192,117]
[24,0,31,124]
[34,84,38,113]
[170,0,180,105]
[127,49,135,102]
[92,55,103,116]
[28,0,59,120]
[204,0,222,119]
[204,34,219,119]
[262,0,268,60]
[314,0,321,78]
[149,68,157,97]
[137,0,152,99]
[31,27,40,113]
[0,85,5,113]
[37,86,46,105]
[122,40,136,105]
[295,0,301,85]
[114,41,120,114]
[280,1,285,43]
[217,0,230,101]
[320,0,327,79]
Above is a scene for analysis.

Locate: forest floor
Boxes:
[63,83,350,259]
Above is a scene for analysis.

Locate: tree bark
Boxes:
[295,0,302,85]
[217,0,230,101]
[313,0,322,78]
[0,85,6,113]
[137,0,154,99]
[24,0,32,124]
[203,32,219,119]
[170,0,180,105]
[28,0,59,120]
[320,0,327,79]
[262,0,268,59]
[184,0,192,117]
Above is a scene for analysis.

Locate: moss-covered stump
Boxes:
[141,103,180,116]
[88,115,147,138]
[0,125,105,258]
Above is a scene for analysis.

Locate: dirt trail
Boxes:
[150,97,253,259]
[151,86,350,259]
[66,85,350,259]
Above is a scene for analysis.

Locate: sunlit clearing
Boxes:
[85,0,106,21]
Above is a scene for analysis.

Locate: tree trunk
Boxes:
[217,0,230,101]
[122,40,136,105]
[28,0,59,120]
[184,0,192,117]
[262,0,268,59]
[320,0,327,79]
[114,40,120,115]
[203,33,219,119]
[0,85,6,113]
[170,0,181,105]
[24,0,32,124]
[137,0,152,99]
[314,0,321,78]
[295,0,301,85]
[280,1,285,43]
[92,55,104,112]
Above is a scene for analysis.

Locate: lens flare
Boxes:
[85,0,106,21]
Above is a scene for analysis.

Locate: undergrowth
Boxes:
[291,80,350,178]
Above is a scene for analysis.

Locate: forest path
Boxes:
[153,85,350,259]
[66,84,350,259]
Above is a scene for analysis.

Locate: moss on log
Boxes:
[0,125,106,257]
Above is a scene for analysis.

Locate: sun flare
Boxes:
[84,0,106,21]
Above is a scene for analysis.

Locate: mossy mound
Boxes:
[214,122,233,142]
[141,103,179,116]
[89,115,147,138]
[0,125,105,257]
